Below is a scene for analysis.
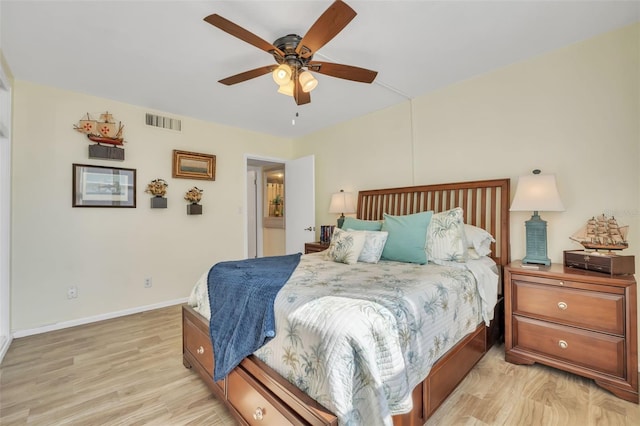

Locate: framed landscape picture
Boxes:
[73,164,136,207]
[172,150,216,180]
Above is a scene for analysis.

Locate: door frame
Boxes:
[0,62,12,363]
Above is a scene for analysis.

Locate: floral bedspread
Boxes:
[188,253,498,426]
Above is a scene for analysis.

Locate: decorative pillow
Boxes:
[464,224,495,257]
[381,211,433,264]
[325,228,366,265]
[341,217,383,231]
[426,208,468,262]
[347,230,389,263]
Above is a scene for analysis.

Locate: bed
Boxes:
[182,178,510,425]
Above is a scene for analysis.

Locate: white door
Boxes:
[285,155,315,254]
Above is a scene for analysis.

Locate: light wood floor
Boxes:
[1,305,638,425]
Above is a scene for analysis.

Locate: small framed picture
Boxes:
[172,150,216,180]
[72,164,136,207]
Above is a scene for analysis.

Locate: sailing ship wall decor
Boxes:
[570,214,629,251]
[74,112,126,161]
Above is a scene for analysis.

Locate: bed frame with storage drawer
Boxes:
[183,178,511,425]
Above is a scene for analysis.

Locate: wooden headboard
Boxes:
[356,178,511,267]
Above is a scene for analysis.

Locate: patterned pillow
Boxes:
[347,230,389,263]
[426,208,468,262]
[325,228,366,265]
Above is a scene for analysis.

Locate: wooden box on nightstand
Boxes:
[504,261,638,403]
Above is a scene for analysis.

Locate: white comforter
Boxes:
[189,253,498,426]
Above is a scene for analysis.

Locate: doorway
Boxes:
[245,155,316,259]
[246,158,286,258]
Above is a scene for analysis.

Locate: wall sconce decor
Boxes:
[74,112,126,161]
[185,186,204,215]
[145,178,168,208]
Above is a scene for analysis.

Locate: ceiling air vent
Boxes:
[145,113,181,131]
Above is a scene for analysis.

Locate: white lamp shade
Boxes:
[510,174,564,212]
[272,64,292,85]
[277,80,294,97]
[299,71,318,93]
[329,191,356,214]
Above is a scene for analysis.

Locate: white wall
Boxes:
[11,82,293,332]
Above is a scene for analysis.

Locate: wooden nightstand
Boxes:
[304,242,330,254]
[505,261,638,403]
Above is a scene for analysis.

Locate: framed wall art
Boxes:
[172,150,216,180]
[72,164,136,207]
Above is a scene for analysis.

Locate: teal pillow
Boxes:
[342,217,383,231]
[381,211,433,264]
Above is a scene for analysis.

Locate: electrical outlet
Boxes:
[144,277,152,288]
[67,286,78,299]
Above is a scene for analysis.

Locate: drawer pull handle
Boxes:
[196,346,204,355]
[558,340,568,349]
[557,301,568,310]
[253,407,264,421]
[559,281,564,286]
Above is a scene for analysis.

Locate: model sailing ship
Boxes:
[74,112,124,145]
[570,214,629,251]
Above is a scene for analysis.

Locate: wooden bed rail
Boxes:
[357,178,511,267]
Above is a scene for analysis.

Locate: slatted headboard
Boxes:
[356,178,511,267]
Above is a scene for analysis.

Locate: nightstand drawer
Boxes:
[305,242,329,254]
[512,280,624,335]
[513,316,625,378]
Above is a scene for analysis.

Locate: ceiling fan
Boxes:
[204,0,378,106]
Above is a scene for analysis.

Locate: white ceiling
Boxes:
[1,1,638,139]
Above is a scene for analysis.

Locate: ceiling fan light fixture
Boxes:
[299,70,318,93]
[277,80,294,97]
[272,64,292,85]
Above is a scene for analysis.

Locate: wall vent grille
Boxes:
[145,113,181,131]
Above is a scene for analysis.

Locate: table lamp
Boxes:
[510,169,564,265]
[329,189,355,228]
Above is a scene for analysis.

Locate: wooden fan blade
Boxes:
[294,77,311,105]
[204,14,284,57]
[218,65,275,85]
[296,1,356,59]
[307,61,377,83]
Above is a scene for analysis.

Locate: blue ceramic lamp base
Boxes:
[522,211,551,266]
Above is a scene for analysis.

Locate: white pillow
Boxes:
[325,228,366,265]
[347,230,389,263]
[426,207,468,262]
[464,224,495,257]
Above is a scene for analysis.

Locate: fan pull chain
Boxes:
[292,112,299,126]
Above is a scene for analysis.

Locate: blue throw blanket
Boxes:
[208,253,301,381]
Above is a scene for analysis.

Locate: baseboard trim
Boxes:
[0,334,12,364]
[12,298,188,338]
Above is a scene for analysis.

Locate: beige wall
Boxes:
[8,23,639,339]
[296,23,639,268]
[294,23,639,353]
[11,81,293,331]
